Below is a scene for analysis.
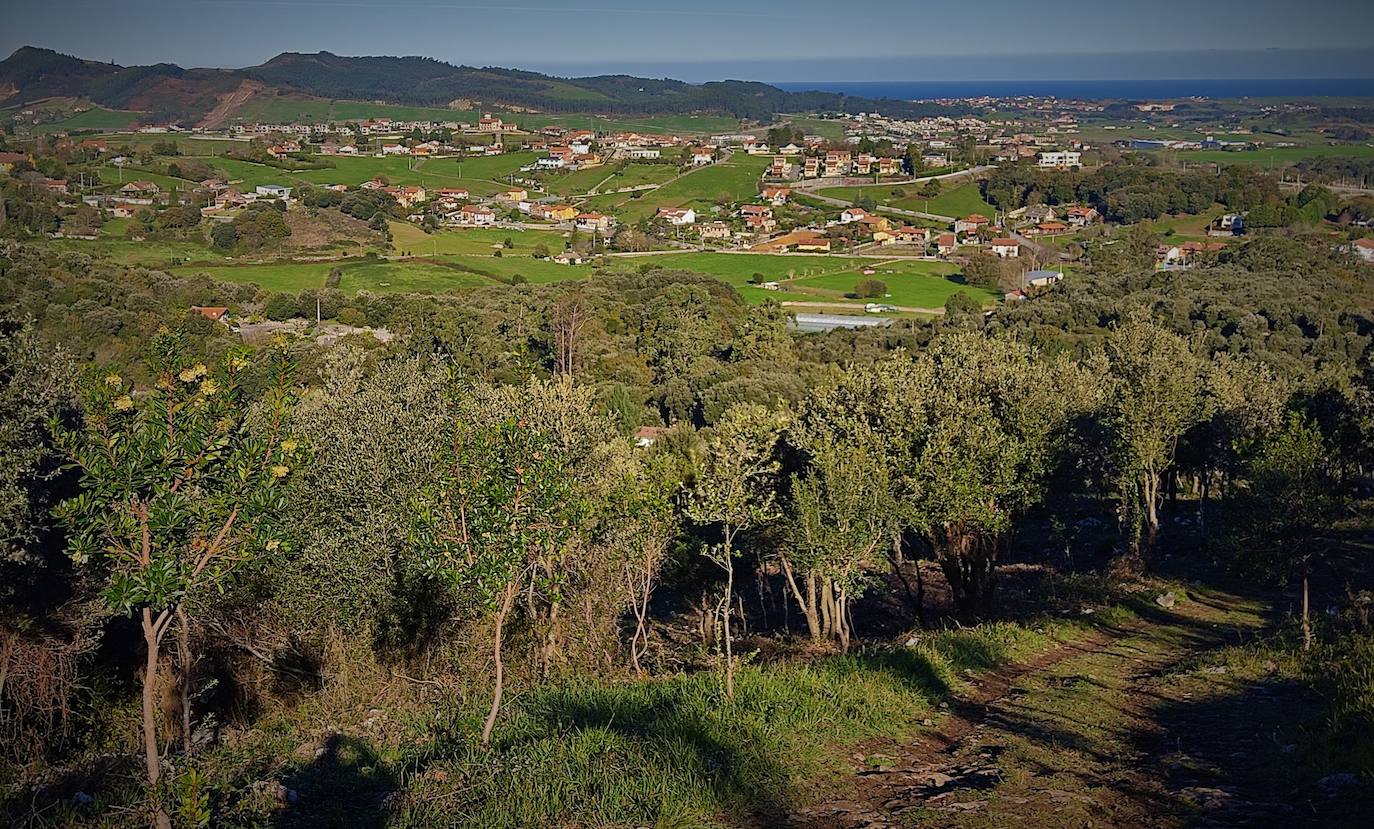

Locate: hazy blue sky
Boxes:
[4,0,1374,81]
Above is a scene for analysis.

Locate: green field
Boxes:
[50,236,225,267]
[793,259,994,308]
[818,181,994,219]
[96,165,201,193]
[776,116,848,140]
[542,163,679,197]
[33,107,143,133]
[388,222,569,256]
[169,152,538,194]
[591,154,771,221]
[629,252,989,307]
[231,98,480,125]
[336,259,495,293]
[1168,143,1374,167]
[897,184,996,218]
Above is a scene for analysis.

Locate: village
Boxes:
[5,94,1374,329]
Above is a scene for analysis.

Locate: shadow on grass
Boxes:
[270,735,397,829]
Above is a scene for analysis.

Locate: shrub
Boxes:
[854,279,887,298]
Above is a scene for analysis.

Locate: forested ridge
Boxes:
[2,227,1374,826]
[0,46,964,124]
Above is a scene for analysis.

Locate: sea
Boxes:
[772,79,1374,101]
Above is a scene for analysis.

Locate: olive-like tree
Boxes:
[1103,312,1214,557]
[410,393,581,747]
[1238,414,1345,651]
[783,439,894,651]
[53,333,296,825]
[686,403,783,699]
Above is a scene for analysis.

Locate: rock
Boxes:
[904,636,920,647]
[920,771,955,788]
[943,800,987,812]
[252,780,299,805]
[921,718,934,727]
[72,791,93,805]
[1261,660,1278,673]
[938,701,949,709]
[1318,773,1360,793]
[1205,665,1229,675]
[1156,592,1177,609]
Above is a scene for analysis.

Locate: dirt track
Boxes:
[778,589,1368,829]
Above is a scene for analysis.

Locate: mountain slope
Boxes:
[1,46,962,125]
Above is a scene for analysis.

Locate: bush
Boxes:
[210,222,238,249]
[854,279,887,298]
[338,306,368,327]
[532,244,550,259]
[263,292,301,321]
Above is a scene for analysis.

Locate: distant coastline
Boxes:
[773,78,1374,101]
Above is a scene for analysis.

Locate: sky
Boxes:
[4,0,1374,82]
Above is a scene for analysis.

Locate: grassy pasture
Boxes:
[388,222,569,256]
[818,181,995,219]
[33,107,143,133]
[603,154,772,221]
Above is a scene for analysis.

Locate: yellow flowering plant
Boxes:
[52,332,301,802]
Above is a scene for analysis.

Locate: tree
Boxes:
[686,403,784,699]
[410,378,601,745]
[1103,313,1214,557]
[1235,415,1345,651]
[210,222,238,250]
[53,333,296,824]
[782,436,894,650]
[604,451,680,673]
[854,279,887,299]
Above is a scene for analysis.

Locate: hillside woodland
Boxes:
[1,221,1373,827]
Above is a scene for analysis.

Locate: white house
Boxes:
[381,144,411,156]
[452,205,497,226]
[628,147,661,159]
[1351,237,1374,263]
[991,238,1021,258]
[658,207,696,225]
[840,207,870,224]
[1037,151,1082,169]
[255,184,292,201]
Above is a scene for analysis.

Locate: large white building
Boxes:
[1038,151,1082,169]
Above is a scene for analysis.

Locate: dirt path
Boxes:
[199,80,264,130]
[782,589,1364,828]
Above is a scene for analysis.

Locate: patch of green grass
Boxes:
[891,183,995,218]
[817,181,994,220]
[381,622,1071,828]
[387,222,569,257]
[32,107,143,133]
[793,259,995,309]
[172,261,339,293]
[96,165,198,193]
[610,154,771,222]
[336,259,496,293]
[1161,143,1374,167]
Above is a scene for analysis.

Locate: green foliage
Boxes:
[854,279,887,299]
[53,333,297,615]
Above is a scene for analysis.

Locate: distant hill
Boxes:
[0,46,963,126]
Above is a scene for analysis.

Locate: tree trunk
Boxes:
[722,550,736,700]
[481,581,518,748]
[778,556,821,640]
[175,606,192,752]
[1302,569,1312,652]
[141,608,174,829]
